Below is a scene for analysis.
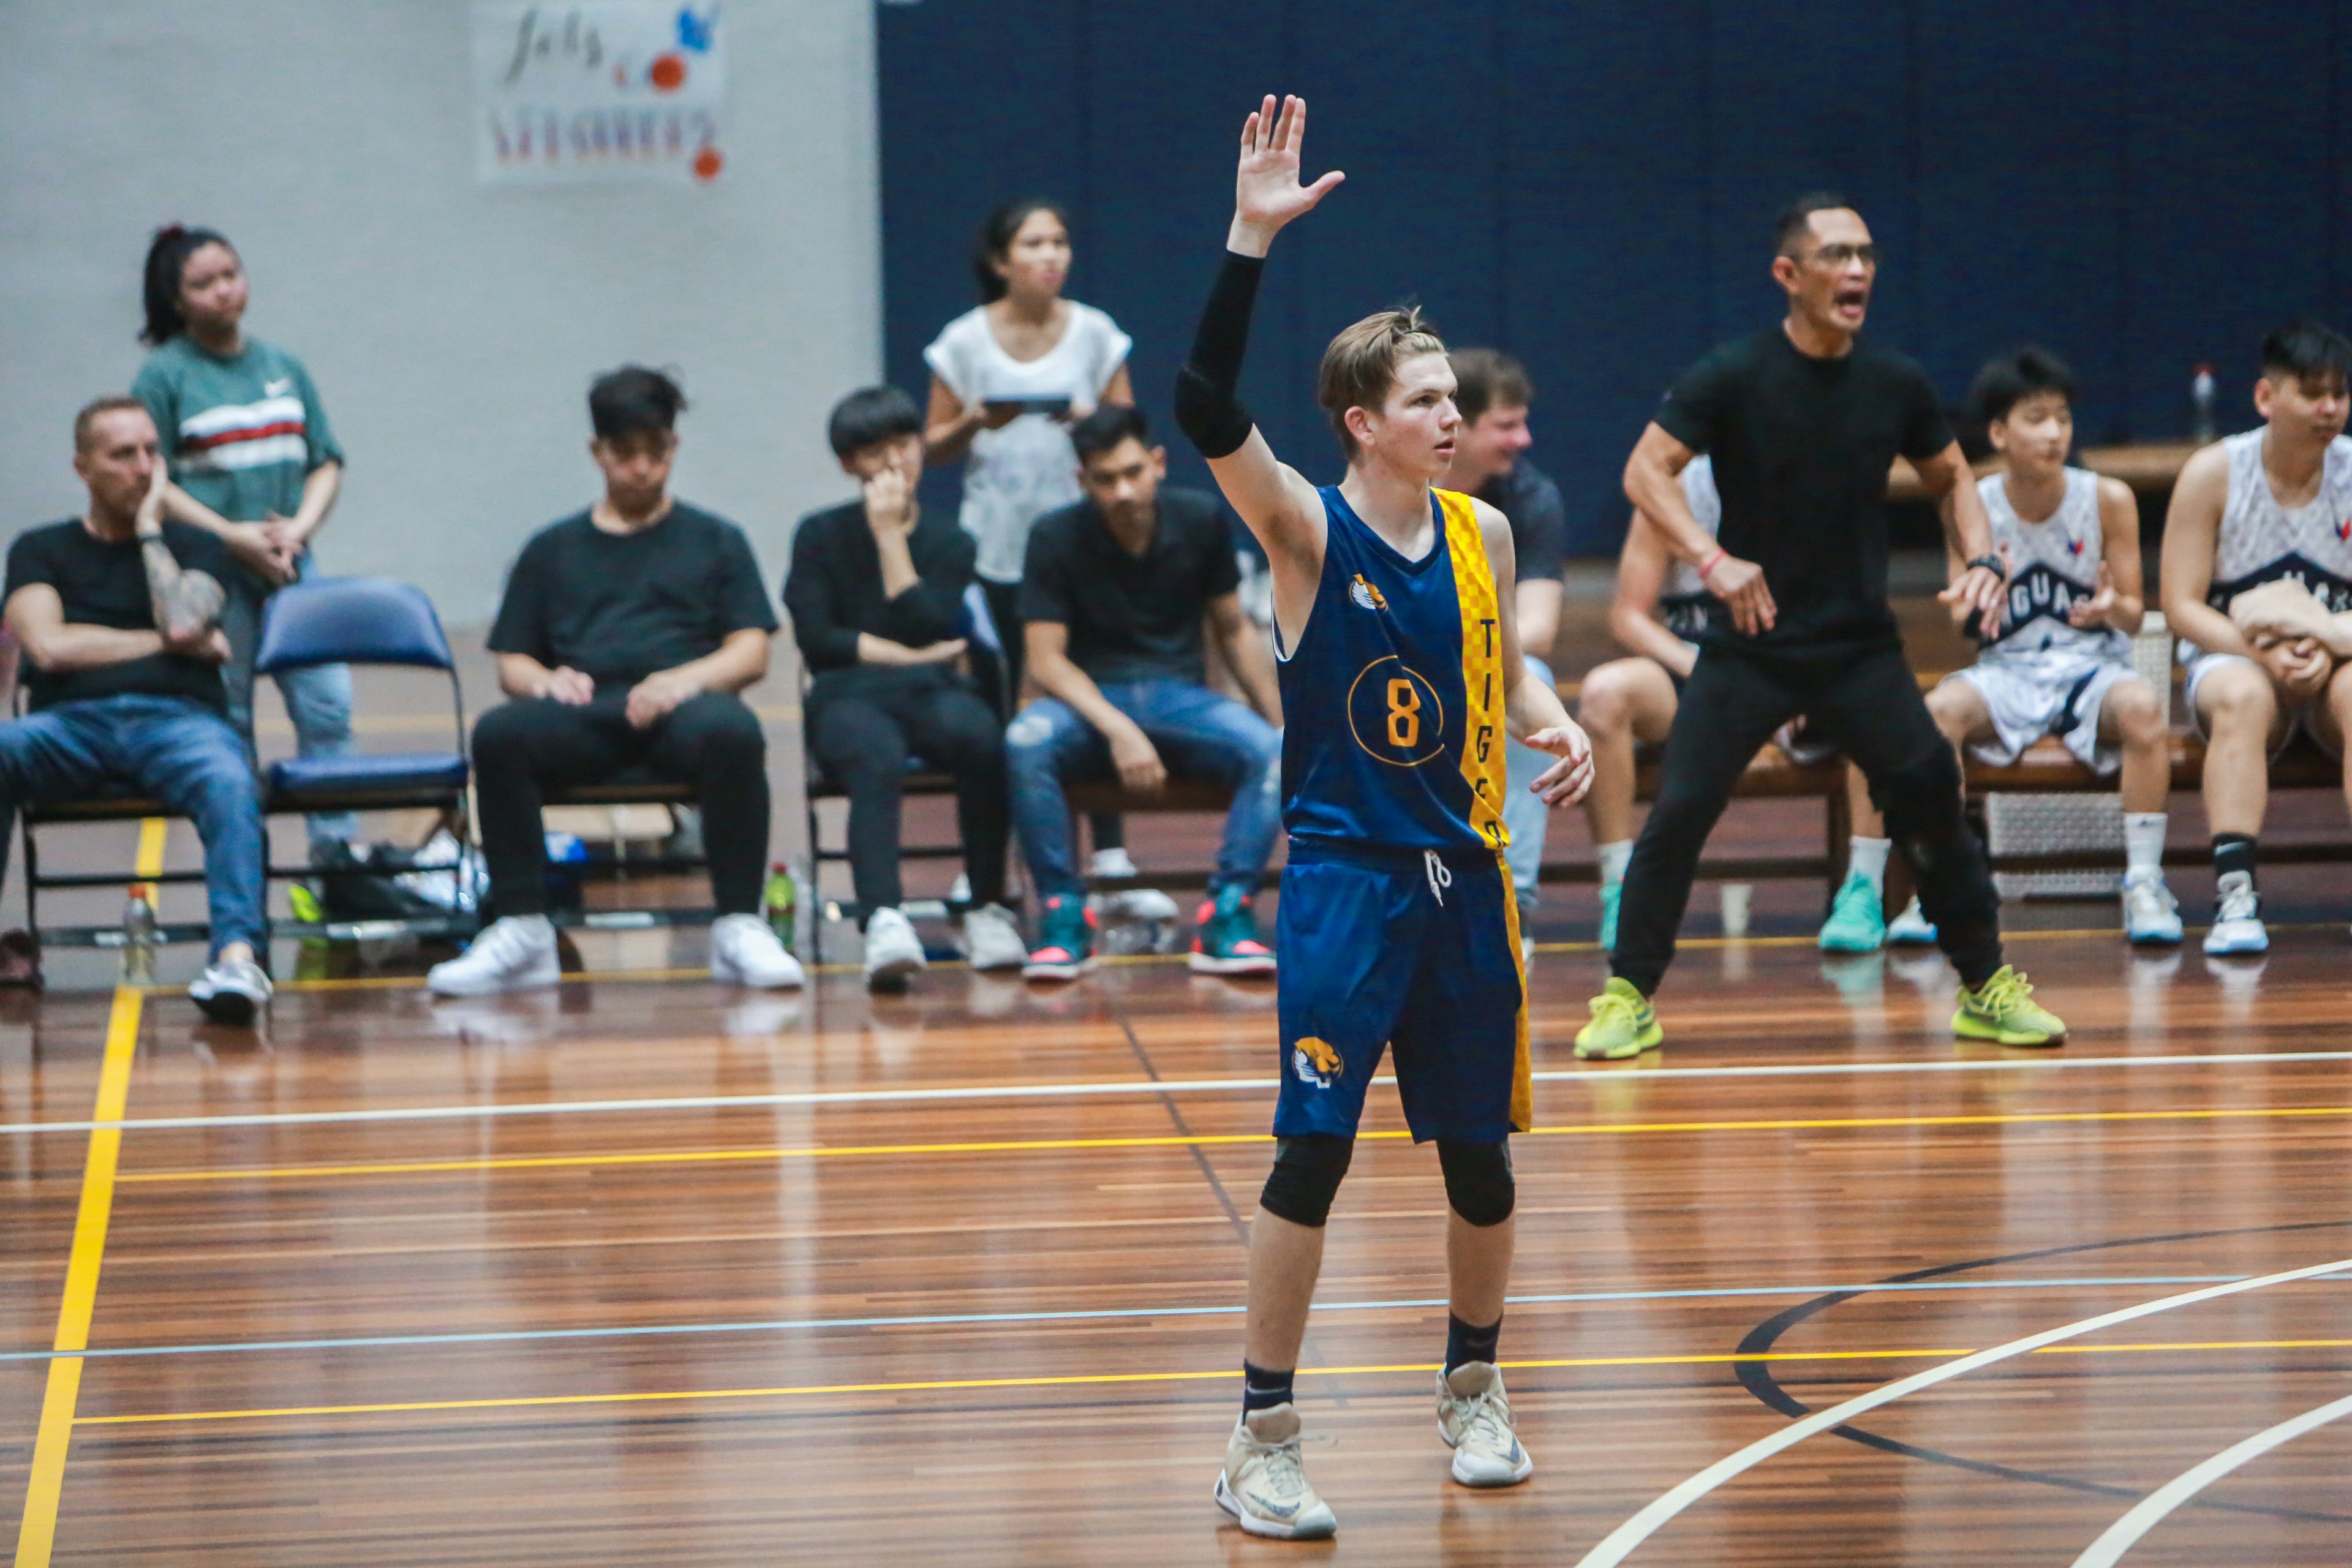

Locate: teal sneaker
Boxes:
[1817,871,1886,952]
[1022,895,1095,982]
[1189,886,1276,975]
[1885,896,1939,945]
[1598,881,1622,953]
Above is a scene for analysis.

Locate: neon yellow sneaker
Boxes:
[1952,965,2067,1047]
[1575,978,1662,1060]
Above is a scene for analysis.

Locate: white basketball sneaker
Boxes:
[1213,1404,1336,1539]
[860,907,925,989]
[1436,1362,1534,1487]
[1089,846,1180,922]
[1885,895,1939,945]
[428,914,560,997]
[189,952,273,1025]
[2202,870,2268,955]
[2122,870,2184,946]
[959,903,1028,971]
[709,913,806,989]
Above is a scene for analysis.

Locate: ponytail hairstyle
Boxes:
[971,198,1069,303]
[140,224,233,347]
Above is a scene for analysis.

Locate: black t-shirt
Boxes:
[2,519,234,710]
[1476,458,1567,583]
[1655,327,1953,654]
[783,500,976,699]
[1020,486,1241,685]
[488,502,778,688]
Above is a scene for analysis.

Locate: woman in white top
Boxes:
[924,199,1134,701]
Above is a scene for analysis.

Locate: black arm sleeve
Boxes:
[1173,250,1264,459]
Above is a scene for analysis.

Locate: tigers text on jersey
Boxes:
[2193,429,2352,647]
[1275,487,1510,853]
[1976,467,2129,663]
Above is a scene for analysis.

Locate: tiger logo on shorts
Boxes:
[1292,1035,1343,1088]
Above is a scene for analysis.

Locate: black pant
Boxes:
[979,576,1122,855]
[807,676,1008,913]
[474,690,770,917]
[1611,641,2003,993]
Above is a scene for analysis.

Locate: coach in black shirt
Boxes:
[1575,193,2065,1058]
[783,386,1023,986]
[431,367,801,996]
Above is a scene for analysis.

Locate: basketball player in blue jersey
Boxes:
[1173,96,1594,1540]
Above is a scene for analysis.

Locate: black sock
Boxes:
[1444,1313,1501,1374]
[1241,1361,1295,1414]
[2212,833,2258,887]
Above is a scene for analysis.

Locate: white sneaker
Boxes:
[1885,896,1939,945]
[2202,870,2268,955]
[1436,1362,1534,1487]
[1089,846,1180,922]
[861,906,926,989]
[947,872,971,904]
[189,954,273,1025]
[2122,871,2184,946]
[960,903,1028,971]
[1213,1404,1336,1539]
[710,913,805,989]
[428,914,559,997]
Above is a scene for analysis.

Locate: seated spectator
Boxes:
[785,386,1027,989]
[428,367,802,995]
[1,399,270,1021]
[1008,405,1282,981]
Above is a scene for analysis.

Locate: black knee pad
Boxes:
[1259,1134,1354,1227]
[1436,1139,1515,1227]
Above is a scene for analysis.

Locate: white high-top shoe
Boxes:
[959,903,1028,971]
[1436,1362,1534,1487]
[428,914,560,997]
[1213,1403,1336,1539]
[710,913,806,989]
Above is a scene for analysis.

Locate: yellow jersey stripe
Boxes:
[1436,489,1508,851]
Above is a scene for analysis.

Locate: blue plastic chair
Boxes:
[254,576,470,810]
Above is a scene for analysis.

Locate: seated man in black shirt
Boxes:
[429,367,802,995]
[1009,405,1283,981]
[1,398,269,1021]
[785,386,1025,989]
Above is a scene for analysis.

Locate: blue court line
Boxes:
[8,1274,2342,1366]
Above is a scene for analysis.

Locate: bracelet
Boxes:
[1698,548,1726,581]
[1967,554,2005,579]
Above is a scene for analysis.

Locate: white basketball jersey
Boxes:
[2204,428,2352,616]
[1978,467,2128,662]
[1657,456,1721,642]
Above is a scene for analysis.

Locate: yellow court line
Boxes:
[15,987,142,1568]
[130,816,167,890]
[69,1338,2352,1430]
[112,1102,2352,1186]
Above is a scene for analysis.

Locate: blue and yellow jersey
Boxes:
[1275,486,1510,852]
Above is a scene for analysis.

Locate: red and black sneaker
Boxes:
[1022,894,1095,982]
[1189,887,1276,976]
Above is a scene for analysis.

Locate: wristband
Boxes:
[1698,548,1726,581]
[1966,554,2005,579]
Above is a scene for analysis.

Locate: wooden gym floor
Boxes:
[4,918,2350,1565]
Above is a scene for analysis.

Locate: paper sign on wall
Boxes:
[473,3,727,184]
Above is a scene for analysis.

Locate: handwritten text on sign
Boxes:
[472,3,727,184]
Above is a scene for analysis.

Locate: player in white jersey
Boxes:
[1579,456,1912,956]
[1899,349,2177,943]
[2161,319,2352,954]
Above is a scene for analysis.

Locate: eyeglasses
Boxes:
[1805,242,1878,268]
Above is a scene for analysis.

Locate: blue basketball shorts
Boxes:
[1272,838,1531,1143]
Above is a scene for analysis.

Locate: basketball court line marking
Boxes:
[4,1048,2345,1139]
[1570,1256,2352,1568]
[2068,1390,2352,1566]
[105,1101,2352,1184]
[13,987,141,1568]
[0,1273,2318,1366]
[61,1335,2352,1430]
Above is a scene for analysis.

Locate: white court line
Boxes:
[1,1049,2347,1137]
[2068,1390,2352,1567]
[1573,1256,2352,1568]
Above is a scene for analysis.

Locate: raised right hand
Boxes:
[1109,722,1167,794]
[1703,552,1777,636]
[1229,95,1344,255]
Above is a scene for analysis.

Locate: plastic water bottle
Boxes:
[762,862,797,954]
[122,888,157,982]
[2192,364,2216,444]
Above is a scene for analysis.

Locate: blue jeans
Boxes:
[220,556,356,850]
[1006,679,1282,901]
[1501,655,1556,912]
[0,695,268,957]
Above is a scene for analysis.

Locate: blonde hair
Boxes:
[1317,306,1447,461]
